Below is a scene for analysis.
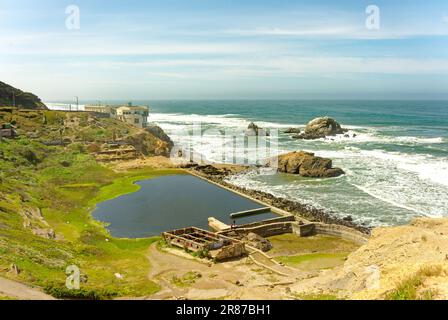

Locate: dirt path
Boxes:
[0,276,55,300]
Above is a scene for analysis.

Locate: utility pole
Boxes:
[12,91,16,109]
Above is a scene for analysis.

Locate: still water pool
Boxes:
[92,174,275,238]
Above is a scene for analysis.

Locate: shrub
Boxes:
[44,284,118,300]
[20,148,40,165]
[386,275,422,300]
[86,143,101,153]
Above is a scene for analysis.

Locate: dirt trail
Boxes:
[0,276,55,300]
[248,249,306,278]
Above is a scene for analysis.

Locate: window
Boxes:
[134,118,139,124]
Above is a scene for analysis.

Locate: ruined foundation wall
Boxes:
[313,223,369,245]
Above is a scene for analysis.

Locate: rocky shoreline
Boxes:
[183,163,371,235]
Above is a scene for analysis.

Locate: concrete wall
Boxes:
[234,216,295,229]
[221,221,293,238]
[291,223,315,237]
[220,219,369,245]
[313,223,369,245]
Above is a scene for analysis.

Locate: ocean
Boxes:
[47,100,448,227]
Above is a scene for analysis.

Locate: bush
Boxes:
[44,284,118,300]
[20,148,40,165]
[86,143,101,153]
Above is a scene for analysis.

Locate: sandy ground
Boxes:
[289,218,448,299]
[110,156,178,171]
[110,156,251,174]
[0,276,54,300]
[143,243,303,300]
[142,233,360,300]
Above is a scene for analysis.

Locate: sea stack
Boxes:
[293,117,346,139]
[245,122,269,136]
[275,151,345,178]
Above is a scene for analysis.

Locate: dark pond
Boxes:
[92,174,276,238]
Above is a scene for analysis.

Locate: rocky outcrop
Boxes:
[284,128,301,134]
[146,124,174,149]
[294,117,346,140]
[245,122,269,136]
[184,163,232,176]
[19,206,57,240]
[0,81,47,110]
[126,131,172,157]
[294,218,448,300]
[275,151,345,178]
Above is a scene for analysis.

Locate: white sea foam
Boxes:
[150,112,297,129]
[357,150,448,187]
[45,103,85,111]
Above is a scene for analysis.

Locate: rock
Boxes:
[145,124,174,149]
[125,130,172,156]
[80,274,89,283]
[10,264,20,275]
[275,151,345,178]
[245,122,269,136]
[242,232,272,252]
[114,273,124,279]
[294,117,346,139]
[0,81,47,110]
[33,228,56,239]
[179,161,199,169]
[193,165,230,176]
[284,128,301,134]
[60,160,71,167]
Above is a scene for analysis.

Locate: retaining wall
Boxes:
[313,223,369,245]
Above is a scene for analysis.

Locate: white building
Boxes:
[115,105,149,128]
[84,104,149,128]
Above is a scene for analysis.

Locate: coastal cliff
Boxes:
[291,217,448,300]
[0,81,47,110]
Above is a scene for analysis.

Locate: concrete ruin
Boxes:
[162,227,246,261]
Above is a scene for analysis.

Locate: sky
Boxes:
[0,0,448,100]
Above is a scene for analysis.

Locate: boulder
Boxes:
[294,117,346,139]
[242,232,272,252]
[275,151,345,178]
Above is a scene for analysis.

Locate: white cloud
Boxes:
[0,30,268,56]
[222,27,355,37]
[48,56,448,76]
[222,26,448,40]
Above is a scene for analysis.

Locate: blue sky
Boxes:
[1,0,448,100]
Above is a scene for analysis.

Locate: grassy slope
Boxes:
[0,131,182,298]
